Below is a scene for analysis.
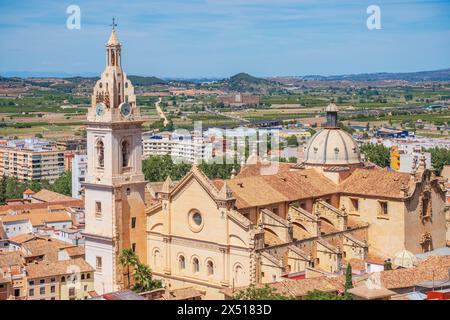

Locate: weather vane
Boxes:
[111,17,117,31]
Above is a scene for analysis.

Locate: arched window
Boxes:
[153,249,161,268]
[192,258,199,273]
[179,256,185,270]
[206,260,214,276]
[96,140,104,168]
[234,265,244,285]
[121,140,129,168]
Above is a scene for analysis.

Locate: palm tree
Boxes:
[119,249,139,289]
[132,263,162,293]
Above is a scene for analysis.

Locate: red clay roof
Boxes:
[23,188,35,195]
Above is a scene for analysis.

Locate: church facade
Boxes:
[145,104,448,299]
[82,29,449,298]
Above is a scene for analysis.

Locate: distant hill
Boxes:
[299,68,450,82]
[229,72,271,85]
[128,75,167,86]
[226,72,276,92]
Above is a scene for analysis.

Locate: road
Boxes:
[155,97,169,127]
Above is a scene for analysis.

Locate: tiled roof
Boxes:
[26,258,94,279]
[32,189,76,203]
[23,188,35,195]
[8,234,40,244]
[0,251,24,268]
[340,168,411,199]
[0,210,72,226]
[0,200,83,214]
[64,246,85,257]
[236,162,293,178]
[223,276,345,298]
[159,287,205,300]
[356,255,450,290]
[227,169,338,209]
[348,282,396,299]
[21,238,73,261]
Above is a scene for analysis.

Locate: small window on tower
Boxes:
[96,256,102,272]
[131,217,136,229]
[126,188,131,196]
[96,140,104,168]
[132,243,136,252]
[121,140,129,168]
[95,201,102,218]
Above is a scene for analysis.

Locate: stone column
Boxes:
[163,237,171,275]
[220,246,229,286]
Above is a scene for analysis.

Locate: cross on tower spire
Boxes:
[110,17,117,31]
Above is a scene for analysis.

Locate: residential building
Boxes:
[0,138,65,182]
[71,154,87,199]
[143,133,212,163]
[23,258,93,300]
[390,145,432,173]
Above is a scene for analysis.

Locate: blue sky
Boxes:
[0,0,449,78]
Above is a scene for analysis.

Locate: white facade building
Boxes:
[72,154,87,199]
[143,133,212,163]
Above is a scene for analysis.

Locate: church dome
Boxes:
[304,129,361,166]
[303,102,361,167]
[393,250,417,268]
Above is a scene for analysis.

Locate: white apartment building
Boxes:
[143,133,212,163]
[71,154,87,199]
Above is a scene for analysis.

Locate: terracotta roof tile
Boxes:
[0,210,72,227]
[227,169,338,209]
[355,255,450,290]
[223,276,345,298]
[0,251,24,268]
[32,189,76,203]
[236,162,292,178]
[26,258,94,279]
[340,168,411,199]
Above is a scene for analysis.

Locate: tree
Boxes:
[426,147,450,175]
[232,284,292,300]
[132,263,163,293]
[51,171,72,196]
[119,249,139,289]
[0,175,7,204]
[142,155,240,182]
[35,133,44,139]
[286,135,299,147]
[142,155,190,182]
[344,263,353,293]
[360,143,390,168]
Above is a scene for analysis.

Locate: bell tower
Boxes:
[84,21,147,294]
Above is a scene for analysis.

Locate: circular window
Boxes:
[188,210,204,232]
[193,212,202,226]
